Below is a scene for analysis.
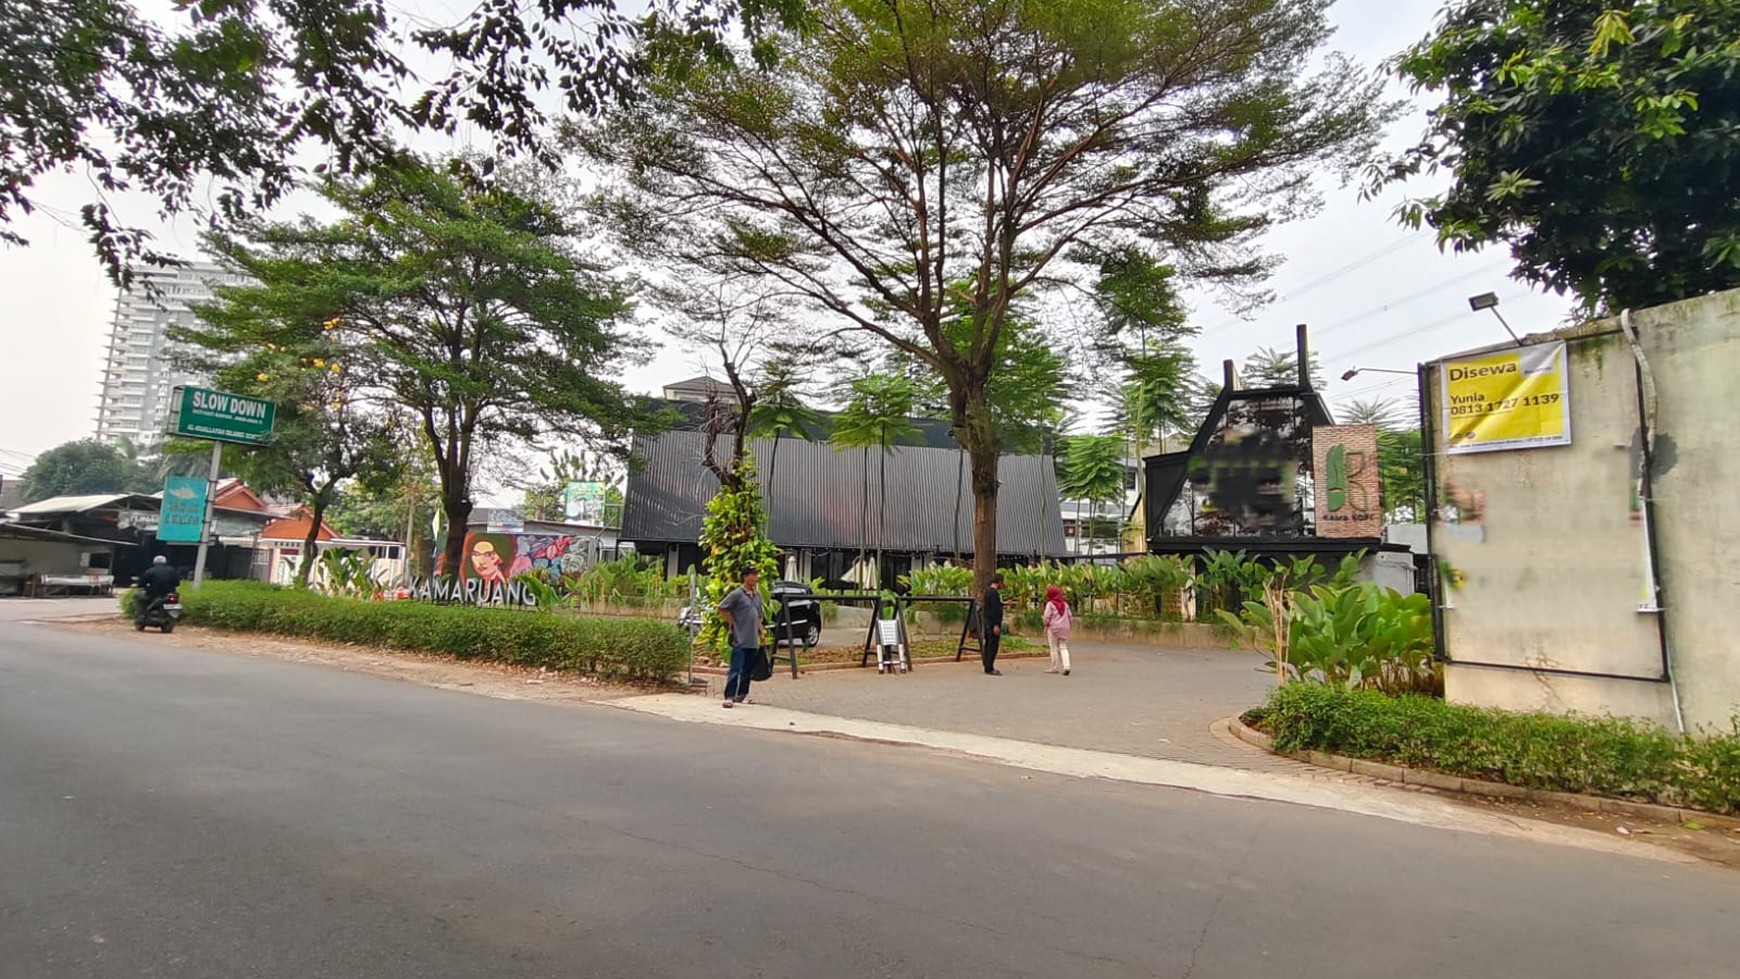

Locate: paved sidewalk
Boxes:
[713,639,1308,773]
[611,692,1686,863]
[0,596,118,623]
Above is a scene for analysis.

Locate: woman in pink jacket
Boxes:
[1041,585,1073,676]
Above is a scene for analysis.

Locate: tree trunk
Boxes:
[858,447,869,588]
[877,445,887,591]
[440,483,473,578]
[967,440,1000,601]
[294,492,332,589]
[765,435,780,574]
[953,446,965,563]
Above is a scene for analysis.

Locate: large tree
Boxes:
[891,304,1072,559]
[18,439,154,502]
[1374,0,1740,313]
[584,0,1388,595]
[206,160,641,575]
[3,0,806,285]
[179,274,406,587]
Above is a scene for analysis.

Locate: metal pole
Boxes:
[192,441,222,587]
[402,496,416,588]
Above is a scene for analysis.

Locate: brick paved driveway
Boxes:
[738,639,1303,771]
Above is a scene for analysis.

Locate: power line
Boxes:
[1323,290,1534,364]
[1196,228,1432,338]
[1310,261,1512,341]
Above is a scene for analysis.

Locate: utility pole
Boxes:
[191,441,223,587]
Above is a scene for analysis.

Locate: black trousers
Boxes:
[981,630,1001,673]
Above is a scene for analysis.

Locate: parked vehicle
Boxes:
[134,592,182,633]
[676,580,824,648]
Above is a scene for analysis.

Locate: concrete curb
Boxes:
[608,694,1696,863]
[1227,714,1740,832]
[688,650,1049,677]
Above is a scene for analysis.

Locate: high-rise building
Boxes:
[93,261,251,450]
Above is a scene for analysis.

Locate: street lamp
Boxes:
[1468,292,1524,344]
[1340,367,1415,382]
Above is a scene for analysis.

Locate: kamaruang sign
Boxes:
[410,576,541,608]
[1441,341,1571,455]
[1311,425,1382,538]
[170,386,277,446]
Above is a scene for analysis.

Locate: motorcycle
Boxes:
[134,592,182,633]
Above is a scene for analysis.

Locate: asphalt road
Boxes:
[3,619,1737,979]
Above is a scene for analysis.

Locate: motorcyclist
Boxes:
[134,556,181,618]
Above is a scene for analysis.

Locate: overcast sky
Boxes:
[0,0,1573,483]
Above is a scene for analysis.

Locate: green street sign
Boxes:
[170,386,276,446]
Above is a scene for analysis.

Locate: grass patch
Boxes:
[1254,683,1740,816]
[164,580,687,684]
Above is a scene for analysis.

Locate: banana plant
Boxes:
[315,547,379,599]
[1220,581,1436,693]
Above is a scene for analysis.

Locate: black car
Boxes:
[676,580,824,648]
[768,580,824,648]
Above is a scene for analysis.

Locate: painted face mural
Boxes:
[465,534,514,584]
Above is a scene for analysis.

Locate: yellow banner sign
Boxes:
[1441,341,1571,455]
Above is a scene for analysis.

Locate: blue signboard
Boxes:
[158,476,208,543]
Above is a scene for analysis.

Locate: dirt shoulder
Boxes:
[1452,792,1740,870]
[54,618,668,706]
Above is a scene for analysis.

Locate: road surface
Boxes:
[3,617,1736,978]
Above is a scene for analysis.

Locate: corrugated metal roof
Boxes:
[9,493,157,516]
[622,430,1068,557]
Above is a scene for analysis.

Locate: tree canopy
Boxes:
[585,0,1389,592]
[1240,345,1326,389]
[194,160,641,574]
[179,268,409,585]
[1374,0,1740,312]
[18,439,155,503]
[4,0,806,284]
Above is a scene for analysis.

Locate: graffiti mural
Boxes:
[434,530,604,581]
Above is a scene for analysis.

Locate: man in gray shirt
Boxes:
[717,565,767,707]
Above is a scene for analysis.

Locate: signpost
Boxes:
[169,386,277,586]
[169,386,276,445]
[157,476,209,543]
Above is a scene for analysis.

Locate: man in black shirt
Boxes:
[981,572,1005,676]
[134,556,180,617]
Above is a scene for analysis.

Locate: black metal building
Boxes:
[621,408,1068,586]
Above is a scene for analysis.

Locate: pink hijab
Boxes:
[1045,585,1068,616]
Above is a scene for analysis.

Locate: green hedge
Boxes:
[168,581,688,683]
[1254,683,1740,816]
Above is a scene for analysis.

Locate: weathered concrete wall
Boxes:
[1641,289,1740,729]
[0,539,96,578]
[1432,288,1740,730]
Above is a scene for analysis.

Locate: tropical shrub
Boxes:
[1219,582,1438,695]
[901,563,974,597]
[314,547,384,599]
[1256,684,1740,816]
[169,580,686,682]
[565,556,688,606]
